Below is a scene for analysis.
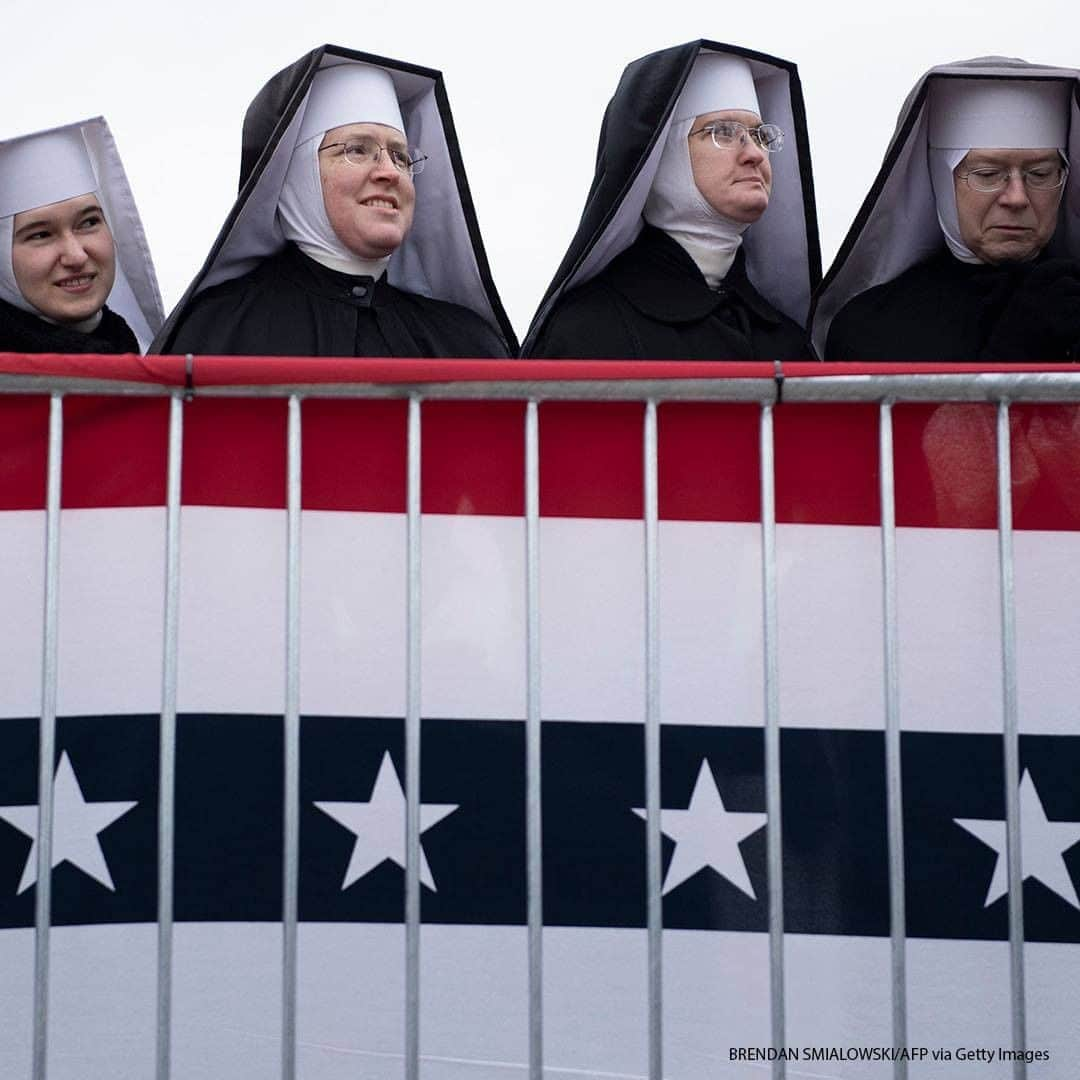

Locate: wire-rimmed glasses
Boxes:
[688,120,785,154]
[318,138,428,177]
[957,163,1068,193]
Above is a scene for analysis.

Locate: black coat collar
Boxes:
[0,296,139,354]
[607,226,784,326]
[278,244,386,309]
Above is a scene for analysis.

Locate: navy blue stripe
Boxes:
[0,716,1076,942]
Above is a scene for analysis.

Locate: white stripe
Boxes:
[785,935,893,1079]
[0,511,44,719]
[2,510,1079,736]
[663,929,772,1078]
[907,938,1012,1079]
[0,926,33,1078]
[1,925,1076,1077]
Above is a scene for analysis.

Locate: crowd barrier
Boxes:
[1,355,1079,1080]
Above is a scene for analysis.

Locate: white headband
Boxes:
[929,78,1068,149]
[673,53,759,123]
[0,126,97,218]
[297,62,405,142]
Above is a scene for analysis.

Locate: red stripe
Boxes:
[64,397,169,508]
[0,396,49,510]
[1,370,1078,530]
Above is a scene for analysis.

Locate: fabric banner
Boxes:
[0,359,1078,1079]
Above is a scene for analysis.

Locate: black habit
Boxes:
[521,39,820,360]
[0,297,139,354]
[169,244,507,358]
[826,251,1080,362]
[152,45,515,357]
[531,226,809,360]
[810,57,1080,359]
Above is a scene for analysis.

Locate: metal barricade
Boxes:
[3,360,1079,1080]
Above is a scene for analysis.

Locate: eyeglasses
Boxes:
[318,138,428,177]
[958,163,1068,193]
[688,120,785,154]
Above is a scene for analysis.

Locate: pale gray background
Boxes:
[3,0,1077,338]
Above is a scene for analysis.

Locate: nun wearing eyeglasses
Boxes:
[817,58,1080,362]
[0,119,163,354]
[522,41,820,360]
[154,46,515,357]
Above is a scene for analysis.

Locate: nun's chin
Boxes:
[333,218,408,259]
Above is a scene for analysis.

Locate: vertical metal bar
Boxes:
[643,400,662,1080]
[281,395,302,1080]
[32,392,63,1080]
[879,402,908,1080]
[996,400,1026,1080]
[524,400,543,1080]
[156,394,184,1080]
[759,403,785,1080]
[405,395,422,1080]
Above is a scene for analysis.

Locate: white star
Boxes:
[634,759,767,898]
[955,769,1080,909]
[0,751,137,894]
[314,751,458,892]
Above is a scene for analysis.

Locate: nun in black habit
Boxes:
[0,118,164,354]
[816,58,1080,362]
[522,40,820,361]
[154,46,515,358]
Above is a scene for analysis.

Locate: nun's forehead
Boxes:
[12,191,102,225]
[321,121,407,142]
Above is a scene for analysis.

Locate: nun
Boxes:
[0,119,164,354]
[154,46,515,358]
[817,58,1080,362]
[522,41,820,360]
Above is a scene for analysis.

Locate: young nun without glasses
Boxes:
[818,58,1080,361]
[523,41,819,360]
[155,46,515,357]
[0,120,163,354]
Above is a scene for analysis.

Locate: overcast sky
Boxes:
[3,0,1077,338]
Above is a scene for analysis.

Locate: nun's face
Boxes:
[319,123,416,258]
[688,110,772,223]
[11,194,116,324]
[953,148,1063,264]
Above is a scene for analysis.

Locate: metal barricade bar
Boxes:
[282,395,303,1080]
[878,402,908,1079]
[643,401,662,1080]
[996,401,1027,1079]
[759,402,786,1078]
[156,393,184,1080]
[33,393,64,1080]
[7,369,1080,403]
[524,400,543,1080]
[405,395,423,1080]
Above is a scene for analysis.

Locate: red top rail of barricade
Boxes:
[0,353,1079,402]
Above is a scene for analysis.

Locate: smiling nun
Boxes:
[154,46,515,357]
[816,57,1080,362]
[0,119,164,354]
[522,40,820,360]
